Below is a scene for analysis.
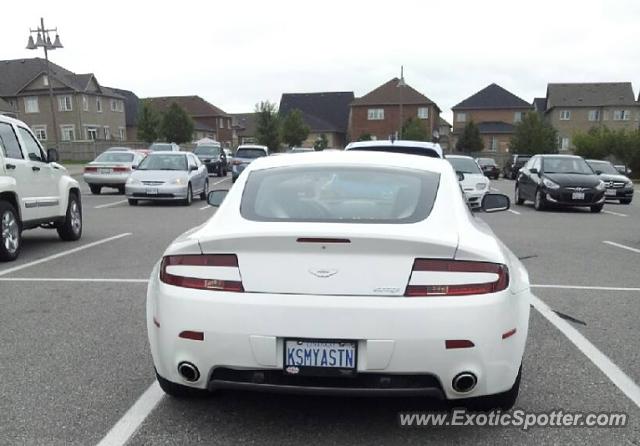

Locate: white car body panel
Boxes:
[147,151,531,400]
[447,155,490,209]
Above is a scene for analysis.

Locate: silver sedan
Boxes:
[83,149,145,194]
[125,152,209,206]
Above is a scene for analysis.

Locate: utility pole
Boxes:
[397,66,406,139]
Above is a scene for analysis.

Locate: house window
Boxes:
[560,137,570,150]
[96,97,102,112]
[219,118,224,129]
[58,95,73,112]
[613,110,630,121]
[588,110,600,121]
[110,99,124,112]
[367,108,384,120]
[24,96,39,113]
[61,125,75,141]
[86,127,98,140]
[42,75,49,86]
[489,137,498,152]
[417,107,429,119]
[456,112,466,123]
[83,95,89,112]
[227,119,231,129]
[559,110,571,120]
[119,128,126,140]
[33,126,47,141]
[104,127,111,140]
[603,110,609,121]
[514,111,525,123]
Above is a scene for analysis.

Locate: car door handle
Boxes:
[32,166,41,172]
[5,163,16,170]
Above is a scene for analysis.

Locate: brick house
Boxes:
[539,83,640,151]
[0,58,127,145]
[231,113,258,147]
[279,92,354,149]
[451,83,533,153]
[349,78,440,142]
[144,96,233,147]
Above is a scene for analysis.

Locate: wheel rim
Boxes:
[1,210,19,254]
[70,200,82,234]
[204,181,209,196]
[535,191,541,208]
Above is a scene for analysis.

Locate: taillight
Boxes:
[405,259,509,297]
[160,254,244,292]
[113,166,131,172]
[84,166,97,172]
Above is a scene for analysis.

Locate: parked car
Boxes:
[83,149,145,195]
[345,140,443,158]
[586,159,634,204]
[476,158,500,179]
[148,150,529,411]
[447,155,490,209]
[193,142,228,177]
[515,155,606,212]
[231,145,269,183]
[125,152,208,206]
[149,142,180,152]
[503,155,531,180]
[0,115,82,261]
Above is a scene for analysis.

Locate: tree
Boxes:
[281,109,310,148]
[401,117,429,141]
[574,127,640,176]
[159,102,194,144]
[455,121,484,152]
[255,101,281,152]
[510,112,558,155]
[314,134,329,151]
[137,101,161,143]
[357,133,373,141]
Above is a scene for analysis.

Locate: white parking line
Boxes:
[199,205,211,210]
[603,240,640,254]
[602,210,628,217]
[94,200,128,209]
[210,178,228,186]
[0,233,132,277]
[532,284,640,292]
[507,209,521,215]
[490,187,500,192]
[96,381,164,446]
[531,295,640,408]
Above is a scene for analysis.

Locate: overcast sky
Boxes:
[4,0,639,121]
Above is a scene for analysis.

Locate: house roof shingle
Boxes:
[107,87,139,127]
[231,113,258,136]
[143,95,228,117]
[0,58,122,98]
[533,97,547,113]
[279,91,354,133]
[545,82,637,109]
[351,78,439,110]
[452,83,532,110]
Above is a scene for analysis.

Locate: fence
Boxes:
[56,141,198,161]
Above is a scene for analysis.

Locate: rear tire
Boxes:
[620,198,632,205]
[0,201,21,262]
[128,199,138,206]
[534,189,546,211]
[89,185,101,195]
[515,185,524,205]
[456,366,522,411]
[156,370,207,398]
[183,184,193,206]
[57,192,82,241]
[590,203,604,213]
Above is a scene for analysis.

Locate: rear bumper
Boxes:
[83,173,130,185]
[147,264,530,400]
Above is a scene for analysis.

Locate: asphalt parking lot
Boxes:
[1,173,639,445]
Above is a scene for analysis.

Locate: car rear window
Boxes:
[348,145,440,158]
[447,157,482,174]
[236,148,267,159]
[194,146,221,156]
[95,152,134,163]
[241,166,440,223]
[149,143,173,152]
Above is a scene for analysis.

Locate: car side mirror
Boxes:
[189,165,197,172]
[456,171,465,181]
[47,148,59,163]
[529,168,538,174]
[481,193,510,213]
[207,189,228,207]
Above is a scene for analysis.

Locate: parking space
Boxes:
[1,173,639,445]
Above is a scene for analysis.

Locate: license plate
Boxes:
[99,168,112,174]
[605,189,617,196]
[146,188,158,195]
[284,339,356,376]
[571,192,585,200]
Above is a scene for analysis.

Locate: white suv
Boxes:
[0,115,82,261]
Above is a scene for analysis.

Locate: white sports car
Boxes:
[147,151,531,409]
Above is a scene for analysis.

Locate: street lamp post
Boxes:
[26,17,63,148]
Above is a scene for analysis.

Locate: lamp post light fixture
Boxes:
[26,17,63,147]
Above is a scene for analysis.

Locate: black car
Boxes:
[193,144,228,176]
[515,155,606,212]
[503,155,531,180]
[587,159,634,204]
[476,157,500,179]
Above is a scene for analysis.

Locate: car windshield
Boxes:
[348,145,440,158]
[136,154,187,171]
[236,148,267,159]
[149,143,173,152]
[94,152,134,163]
[587,161,619,175]
[477,158,496,166]
[543,157,593,175]
[241,166,440,223]
[194,146,221,156]
[447,157,482,174]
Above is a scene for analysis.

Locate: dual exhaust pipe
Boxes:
[452,372,477,393]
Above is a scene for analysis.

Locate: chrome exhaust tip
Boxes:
[452,372,477,393]
[178,362,200,382]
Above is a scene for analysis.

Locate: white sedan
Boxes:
[147,151,531,409]
[447,155,491,209]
